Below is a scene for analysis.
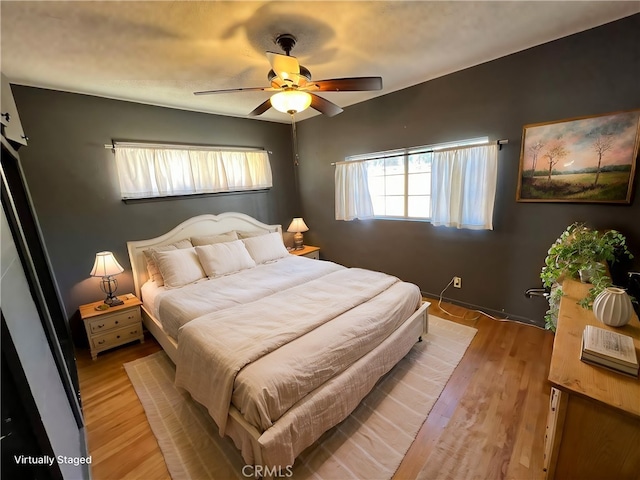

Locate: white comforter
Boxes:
[153,255,343,339]
[174,267,421,438]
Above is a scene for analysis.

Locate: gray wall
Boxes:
[11,87,297,322]
[296,15,640,325]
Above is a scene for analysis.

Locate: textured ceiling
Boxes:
[1,1,638,123]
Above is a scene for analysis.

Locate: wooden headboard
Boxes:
[126,212,281,299]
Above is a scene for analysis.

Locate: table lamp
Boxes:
[90,251,124,306]
[287,217,309,250]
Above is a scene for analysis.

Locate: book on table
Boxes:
[580,325,639,377]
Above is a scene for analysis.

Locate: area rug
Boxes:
[124,316,476,480]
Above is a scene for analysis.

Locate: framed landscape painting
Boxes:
[516,109,640,203]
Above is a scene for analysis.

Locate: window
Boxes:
[364,150,432,219]
[346,137,488,220]
[113,143,272,200]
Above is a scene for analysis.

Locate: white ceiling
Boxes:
[1,1,638,123]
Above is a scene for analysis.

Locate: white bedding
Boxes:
[230,303,424,468]
[232,281,420,431]
[140,279,164,318]
[147,255,343,339]
[142,249,422,468]
[174,267,421,452]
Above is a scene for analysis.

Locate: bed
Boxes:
[127,212,429,470]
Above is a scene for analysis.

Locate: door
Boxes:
[1,137,88,479]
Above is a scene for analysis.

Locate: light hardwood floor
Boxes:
[76,298,554,480]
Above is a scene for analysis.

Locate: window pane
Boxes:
[408,173,431,195]
[385,196,404,216]
[367,159,385,177]
[385,175,404,196]
[408,196,431,218]
[408,153,432,173]
[385,157,404,174]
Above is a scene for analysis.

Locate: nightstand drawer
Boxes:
[305,250,320,260]
[88,308,140,334]
[91,324,143,350]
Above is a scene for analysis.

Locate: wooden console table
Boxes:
[544,279,640,479]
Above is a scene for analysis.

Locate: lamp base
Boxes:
[101,276,124,306]
[104,295,124,307]
[293,232,304,250]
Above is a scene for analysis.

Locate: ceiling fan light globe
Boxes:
[271,90,312,114]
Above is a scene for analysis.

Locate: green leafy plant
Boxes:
[541,222,634,331]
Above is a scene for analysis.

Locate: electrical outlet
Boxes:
[453,276,462,288]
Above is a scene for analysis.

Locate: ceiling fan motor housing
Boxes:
[275,33,297,55]
[268,66,312,84]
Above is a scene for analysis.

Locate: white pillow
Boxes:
[191,231,238,246]
[236,230,270,239]
[143,239,193,286]
[242,232,289,264]
[153,247,206,289]
[195,240,256,278]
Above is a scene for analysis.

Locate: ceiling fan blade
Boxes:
[310,77,383,92]
[266,52,300,81]
[297,76,309,89]
[194,86,278,96]
[248,98,272,117]
[309,93,343,117]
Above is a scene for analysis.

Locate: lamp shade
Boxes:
[287,217,309,233]
[90,251,124,277]
[271,90,312,114]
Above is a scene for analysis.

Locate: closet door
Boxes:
[1,137,88,479]
[1,140,82,421]
[2,314,62,480]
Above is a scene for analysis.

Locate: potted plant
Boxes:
[541,222,633,331]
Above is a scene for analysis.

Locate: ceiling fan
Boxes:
[194,34,383,118]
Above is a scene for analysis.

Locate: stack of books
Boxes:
[581,325,639,377]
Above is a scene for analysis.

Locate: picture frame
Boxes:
[516,109,640,203]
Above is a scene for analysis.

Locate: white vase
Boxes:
[592,287,634,327]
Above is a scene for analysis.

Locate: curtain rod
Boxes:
[331,139,508,166]
[104,141,268,153]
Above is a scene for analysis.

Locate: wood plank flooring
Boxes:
[76,298,554,480]
[77,339,170,480]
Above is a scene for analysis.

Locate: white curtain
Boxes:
[335,161,374,221]
[430,144,497,230]
[115,147,272,199]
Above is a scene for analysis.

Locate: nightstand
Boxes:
[79,294,144,360]
[290,245,320,260]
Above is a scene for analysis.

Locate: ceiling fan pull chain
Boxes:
[291,114,300,166]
